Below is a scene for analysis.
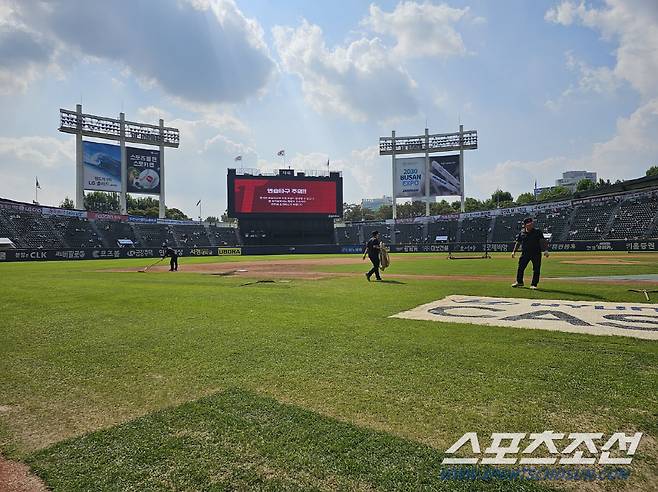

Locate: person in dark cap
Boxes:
[162,245,179,272]
[511,217,549,289]
[363,230,382,281]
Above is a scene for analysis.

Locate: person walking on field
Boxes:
[363,230,382,281]
[162,246,179,272]
[511,217,549,289]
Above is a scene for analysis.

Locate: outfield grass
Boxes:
[1,253,657,491]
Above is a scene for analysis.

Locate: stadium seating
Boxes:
[207,225,240,246]
[0,209,65,249]
[3,185,658,252]
[131,223,177,248]
[49,216,103,249]
[427,220,458,243]
[567,199,620,241]
[532,207,574,241]
[362,223,391,243]
[458,217,491,243]
[393,223,425,244]
[606,195,658,240]
[96,220,138,247]
[336,224,362,244]
[171,224,212,247]
[491,214,525,243]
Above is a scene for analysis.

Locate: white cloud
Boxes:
[544,1,586,25]
[477,98,658,198]
[534,0,658,200]
[0,136,73,169]
[588,98,658,176]
[0,136,75,206]
[546,0,658,99]
[1,0,275,103]
[273,20,419,122]
[136,106,172,123]
[545,51,621,110]
[564,51,619,95]
[363,2,470,58]
[331,145,385,200]
[0,23,57,94]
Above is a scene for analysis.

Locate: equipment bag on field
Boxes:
[380,244,390,270]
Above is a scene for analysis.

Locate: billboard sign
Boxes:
[231,178,338,215]
[127,147,161,194]
[394,154,461,198]
[83,141,122,192]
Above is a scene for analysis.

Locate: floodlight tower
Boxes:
[58,104,180,218]
[379,125,478,219]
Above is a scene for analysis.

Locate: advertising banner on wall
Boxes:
[83,141,122,192]
[127,147,161,194]
[394,154,461,198]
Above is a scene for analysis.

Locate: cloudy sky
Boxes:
[1,0,657,218]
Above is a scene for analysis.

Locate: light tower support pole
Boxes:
[391,130,397,222]
[459,124,465,213]
[120,112,127,215]
[425,128,430,216]
[75,104,84,209]
[159,118,166,219]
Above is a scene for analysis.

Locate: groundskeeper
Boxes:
[511,217,548,289]
[162,246,179,272]
[363,230,382,281]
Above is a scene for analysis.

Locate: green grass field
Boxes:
[1,252,657,491]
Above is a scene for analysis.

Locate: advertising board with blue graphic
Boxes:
[83,141,122,192]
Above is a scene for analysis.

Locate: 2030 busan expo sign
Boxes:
[391,296,658,340]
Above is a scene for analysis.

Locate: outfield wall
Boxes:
[1,240,656,262]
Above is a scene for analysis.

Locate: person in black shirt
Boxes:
[162,246,179,272]
[511,217,548,289]
[363,230,382,281]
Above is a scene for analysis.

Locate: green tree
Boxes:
[60,197,75,209]
[646,166,658,177]
[375,205,393,220]
[538,186,571,201]
[430,200,454,215]
[516,192,535,205]
[166,208,190,221]
[576,178,596,192]
[343,204,375,221]
[464,197,484,212]
[491,189,514,204]
[84,191,120,212]
[205,216,220,224]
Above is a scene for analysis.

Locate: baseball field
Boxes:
[1,252,657,491]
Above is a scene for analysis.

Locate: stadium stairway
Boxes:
[487,215,494,243]
[602,200,624,238]
[556,208,577,241]
[0,210,18,243]
[205,224,218,247]
[648,207,658,238]
[454,219,462,243]
[88,220,106,247]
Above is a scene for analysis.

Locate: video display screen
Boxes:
[229,176,341,216]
